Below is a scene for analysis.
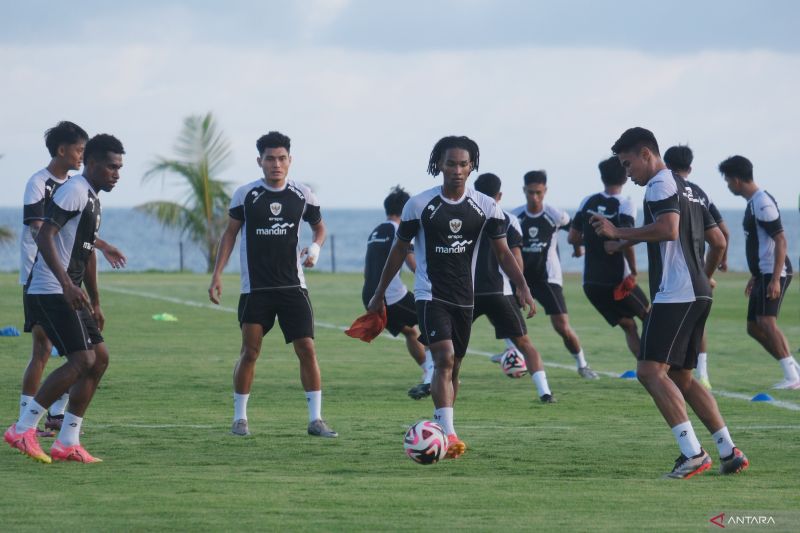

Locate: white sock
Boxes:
[503,338,516,350]
[16,399,46,433]
[19,394,34,420]
[532,370,551,397]
[422,350,434,384]
[572,349,588,369]
[671,421,702,457]
[233,392,249,421]
[49,393,69,416]
[306,391,322,422]
[433,407,456,436]
[696,353,708,379]
[711,426,735,458]
[779,357,799,381]
[58,412,83,447]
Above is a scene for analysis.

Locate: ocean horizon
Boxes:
[1,207,797,276]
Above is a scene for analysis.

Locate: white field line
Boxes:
[89,424,214,429]
[104,285,800,412]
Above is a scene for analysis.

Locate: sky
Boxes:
[1,0,798,211]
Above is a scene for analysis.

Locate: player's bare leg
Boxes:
[293,337,336,437]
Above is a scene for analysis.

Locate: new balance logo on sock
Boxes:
[680,431,687,437]
[69,423,78,428]
[31,409,40,415]
[21,402,27,407]
[718,437,723,444]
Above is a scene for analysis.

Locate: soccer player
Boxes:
[5,134,125,463]
[367,136,535,459]
[568,157,649,359]
[664,145,730,389]
[719,155,798,389]
[209,131,337,438]
[17,122,125,437]
[513,170,598,379]
[592,127,748,478]
[362,186,434,400]
[473,173,554,403]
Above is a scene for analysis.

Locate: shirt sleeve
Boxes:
[301,184,322,225]
[506,215,523,248]
[228,185,247,221]
[619,196,636,228]
[645,177,679,218]
[22,177,47,225]
[482,199,506,239]
[396,197,420,242]
[571,196,590,232]
[46,184,83,229]
[755,195,783,237]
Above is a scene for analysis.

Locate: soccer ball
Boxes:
[500,348,528,378]
[403,420,449,465]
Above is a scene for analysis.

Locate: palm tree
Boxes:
[136,113,233,272]
[0,226,13,244]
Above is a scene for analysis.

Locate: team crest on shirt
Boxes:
[528,227,539,239]
[270,202,282,216]
[449,219,462,233]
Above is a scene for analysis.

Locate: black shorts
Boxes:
[747,274,791,321]
[22,286,34,333]
[416,299,473,358]
[238,288,314,343]
[25,293,103,355]
[639,299,711,369]
[528,281,568,315]
[583,283,650,326]
[385,292,418,337]
[473,294,527,339]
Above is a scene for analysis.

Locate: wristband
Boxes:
[307,242,321,265]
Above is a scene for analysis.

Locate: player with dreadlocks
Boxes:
[368,136,535,459]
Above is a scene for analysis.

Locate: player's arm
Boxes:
[35,221,90,310]
[208,217,243,304]
[704,226,726,287]
[768,231,788,299]
[592,212,678,243]
[367,238,411,315]
[716,220,730,272]
[511,246,523,271]
[27,219,44,241]
[404,248,417,273]
[84,250,105,331]
[95,237,127,269]
[623,246,638,277]
[302,220,327,268]
[491,237,536,318]
[567,227,584,258]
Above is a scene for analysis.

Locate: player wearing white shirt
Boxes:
[513,170,598,379]
[719,155,798,389]
[367,136,535,459]
[209,131,337,439]
[593,127,747,479]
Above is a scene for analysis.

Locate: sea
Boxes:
[0,207,798,276]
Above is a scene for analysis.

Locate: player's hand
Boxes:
[572,246,584,258]
[63,283,90,310]
[209,277,222,304]
[744,276,755,297]
[766,277,781,299]
[709,277,717,290]
[367,292,386,316]
[301,242,321,268]
[516,285,536,318]
[100,244,127,269]
[92,303,105,331]
[590,215,617,239]
[604,240,623,255]
[718,256,728,272]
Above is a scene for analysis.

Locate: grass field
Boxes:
[1,271,799,532]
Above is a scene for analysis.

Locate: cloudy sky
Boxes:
[1,0,798,211]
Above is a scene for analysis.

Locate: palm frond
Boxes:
[0,225,14,244]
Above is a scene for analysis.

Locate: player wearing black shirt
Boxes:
[367,136,535,459]
[209,131,337,439]
[473,173,554,403]
[362,186,434,399]
[664,145,731,389]
[719,155,798,389]
[514,170,598,379]
[593,128,747,479]
[569,157,649,359]
[6,134,125,464]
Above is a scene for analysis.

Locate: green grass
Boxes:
[1,271,799,532]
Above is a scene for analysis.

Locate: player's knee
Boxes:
[755,316,775,333]
[618,318,636,333]
[239,345,261,363]
[91,346,110,375]
[746,320,761,338]
[67,350,96,374]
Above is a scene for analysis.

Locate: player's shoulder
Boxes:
[405,186,439,211]
[466,187,500,215]
[286,179,314,200]
[752,189,780,217]
[510,204,526,218]
[543,203,566,220]
[504,209,522,232]
[577,193,601,211]
[233,178,266,196]
[646,169,678,199]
